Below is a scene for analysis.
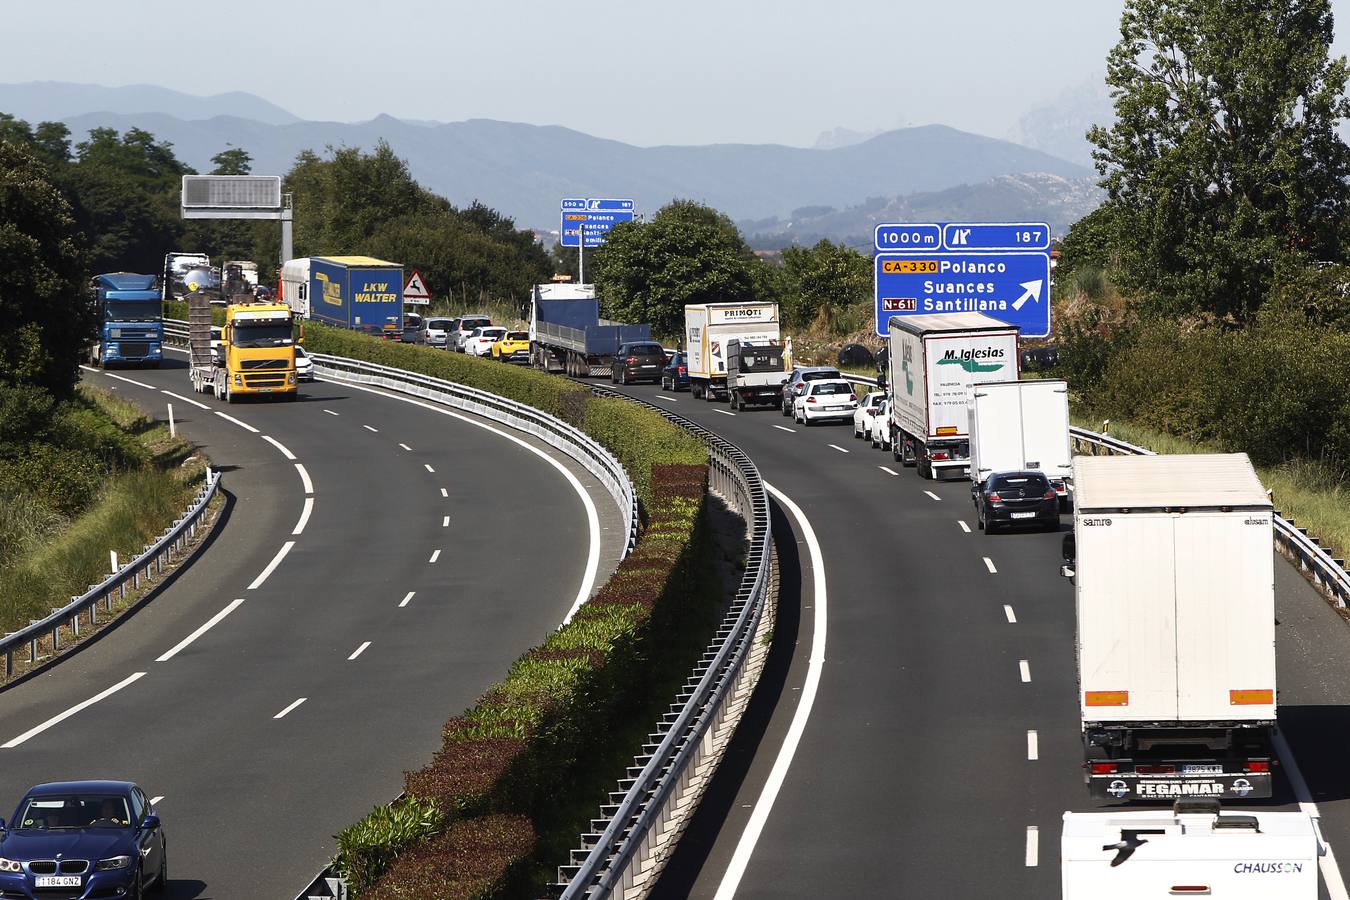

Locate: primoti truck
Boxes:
[725,337,785,409]
[529,284,652,376]
[1061,800,1317,899]
[886,312,1020,479]
[968,378,1072,505]
[90,273,163,368]
[1067,454,1277,801]
[684,302,781,401]
[186,289,299,402]
[279,256,403,336]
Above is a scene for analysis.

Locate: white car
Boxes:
[868,398,891,449]
[793,379,858,425]
[294,345,314,382]
[209,325,223,365]
[464,326,507,356]
[853,390,886,438]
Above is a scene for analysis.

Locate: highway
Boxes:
[0,353,620,897]
[590,381,1350,900]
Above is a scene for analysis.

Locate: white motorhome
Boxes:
[1067,454,1277,801]
[968,379,1072,505]
[684,302,781,400]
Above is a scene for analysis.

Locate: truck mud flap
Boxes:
[1091,773,1272,801]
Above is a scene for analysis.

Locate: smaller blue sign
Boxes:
[875,223,941,251]
[561,198,635,247]
[942,222,1050,251]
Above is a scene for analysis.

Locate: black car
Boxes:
[661,351,690,391]
[972,470,1060,533]
[611,341,666,385]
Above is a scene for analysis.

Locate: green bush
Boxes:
[334,797,444,895]
[366,815,536,900]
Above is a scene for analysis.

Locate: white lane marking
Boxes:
[214,411,259,433]
[714,409,736,417]
[273,697,306,719]
[924,490,942,501]
[1004,604,1018,623]
[714,482,826,900]
[958,520,971,533]
[248,541,295,590]
[319,378,602,624]
[442,516,450,527]
[156,598,246,661]
[1274,731,1350,898]
[773,425,796,433]
[79,365,98,373]
[161,389,209,410]
[362,424,378,432]
[399,591,415,608]
[424,463,436,473]
[879,466,898,475]
[399,443,412,451]
[295,463,314,495]
[1027,730,1039,760]
[827,444,849,454]
[655,395,677,402]
[347,641,371,661]
[429,549,441,563]
[1019,660,1031,683]
[104,372,156,390]
[984,556,998,574]
[292,497,314,536]
[262,435,296,460]
[1025,826,1039,867]
[323,409,339,416]
[150,796,164,806]
[3,672,147,748]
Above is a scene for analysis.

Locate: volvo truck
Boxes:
[187,289,299,402]
[90,273,163,368]
[684,302,781,401]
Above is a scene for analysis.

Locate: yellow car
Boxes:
[491,330,531,364]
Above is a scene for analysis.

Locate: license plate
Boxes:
[826,406,845,411]
[36,876,82,887]
[1010,512,1037,519]
[1182,764,1224,775]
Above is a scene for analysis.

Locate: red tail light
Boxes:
[931,452,948,460]
[677,366,686,375]
[1090,763,1118,775]
[626,356,638,364]
[806,397,817,403]
[1044,489,1057,500]
[987,492,1001,502]
[1246,761,1270,773]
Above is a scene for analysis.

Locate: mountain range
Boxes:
[0,82,1102,243]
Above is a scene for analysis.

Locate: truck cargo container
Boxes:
[279,256,403,336]
[529,284,651,377]
[886,312,1020,479]
[1061,801,1316,899]
[1065,454,1277,801]
[684,302,781,400]
[90,273,162,368]
[724,337,785,409]
[968,378,1072,506]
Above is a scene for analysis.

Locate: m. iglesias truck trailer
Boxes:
[90,273,163,368]
[279,256,403,337]
[1063,454,1277,802]
[684,302,782,401]
[886,312,1020,479]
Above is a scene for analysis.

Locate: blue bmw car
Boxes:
[0,781,166,899]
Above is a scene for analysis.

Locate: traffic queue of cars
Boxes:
[395,315,531,365]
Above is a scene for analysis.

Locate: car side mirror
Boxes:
[0,817,7,831]
[140,814,159,831]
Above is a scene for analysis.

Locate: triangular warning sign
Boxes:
[403,270,431,301]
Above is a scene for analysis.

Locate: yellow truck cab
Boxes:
[187,292,299,402]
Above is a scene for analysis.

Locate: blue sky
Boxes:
[4,1,1349,146]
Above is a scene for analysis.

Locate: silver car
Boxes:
[424,317,454,349]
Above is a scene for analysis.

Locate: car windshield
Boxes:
[461,319,490,331]
[104,301,161,322]
[481,329,506,339]
[802,369,841,382]
[427,320,452,331]
[629,344,663,355]
[16,795,130,830]
[739,351,782,371]
[232,322,294,347]
[506,331,528,341]
[811,382,853,395]
[294,346,308,358]
[991,474,1050,492]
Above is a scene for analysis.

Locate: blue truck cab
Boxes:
[92,273,163,368]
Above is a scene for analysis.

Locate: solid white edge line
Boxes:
[273,697,306,719]
[104,372,156,390]
[295,463,314,495]
[958,520,971,533]
[984,556,998,574]
[160,389,209,410]
[655,395,677,402]
[827,444,849,454]
[399,443,412,451]
[1274,731,1350,899]
[150,796,164,806]
[79,364,98,373]
[424,463,435,473]
[318,377,601,625]
[3,672,147,748]
[713,482,826,900]
[347,641,371,661]
[1027,730,1039,760]
[262,435,297,460]
[323,409,339,416]
[714,409,736,416]
[924,490,942,501]
[292,497,314,536]
[1019,659,1031,683]
[1004,604,1017,623]
[248,541,295,590]
[362,424,378,432]
[399,591,415,608]
[773,425,796,433]
[214,410,259,434]
[878,466,897,475]
[156,598,246,662]
[1025,826,1039,867]
[429,549,441,563]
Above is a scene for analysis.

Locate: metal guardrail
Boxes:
[549,382,772,900]
[1,468,220,679]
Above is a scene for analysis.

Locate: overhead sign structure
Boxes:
[403,270,431,305]
[873,221,1053,338]
[561,198,635,248]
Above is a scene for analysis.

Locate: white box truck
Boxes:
[1061,801,1317,899]
[886,312,1020,479]
[968,378,1072,506]
[1066,454,1277,801]
[685,303,781,401]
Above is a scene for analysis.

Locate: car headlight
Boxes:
[287,373,296,384]
[234,374,242,385]
[95,855,131,871]
[0,857,21,873]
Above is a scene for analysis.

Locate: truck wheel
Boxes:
[729,392,738,410]
[917,453,931,479]
[706,386,717,402]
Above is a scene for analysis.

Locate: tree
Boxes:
[779,239,871,328]
[0,141,94,397]
[1089,0,1350,319]
[210,147,252,175]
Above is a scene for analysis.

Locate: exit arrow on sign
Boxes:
[1011,280,1043,311]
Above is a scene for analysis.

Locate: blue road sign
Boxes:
[561,198,635,247]
[874,222,1053,338]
